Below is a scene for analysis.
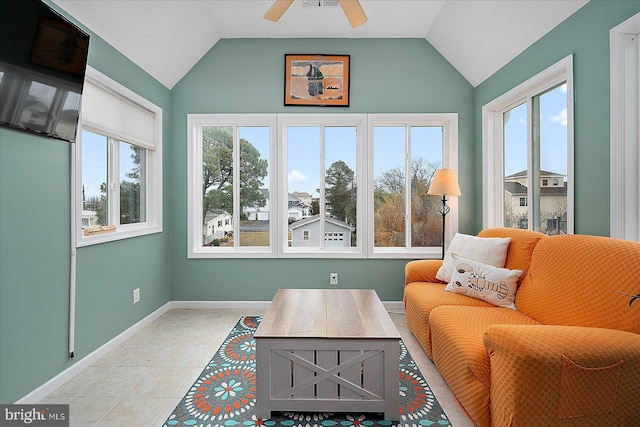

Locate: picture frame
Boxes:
[284,54,350,107]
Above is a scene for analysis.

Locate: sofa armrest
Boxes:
[404,259,444,286]
[483,324,640,426]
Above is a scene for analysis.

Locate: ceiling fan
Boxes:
[264,0,368,29]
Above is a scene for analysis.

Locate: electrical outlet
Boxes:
[133,288,140,304]
[330,273,338,287]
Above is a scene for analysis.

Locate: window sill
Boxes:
[77,224,162,247]
[186,247,442,259]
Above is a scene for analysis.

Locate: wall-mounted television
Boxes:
[0,0,89,143]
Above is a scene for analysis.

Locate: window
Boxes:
[369,114,458,258]
[483,56,573,235]
[76,66,162,246]
[188,114,276,257]
[187,113,457,258]
[610,13,640,241]
[81,131,146,227]
[280,114,365,257]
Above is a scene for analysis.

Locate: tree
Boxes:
[202,127,268,221]
[310,199,320,216]
[325,160,355,224]
[373,159,441,247]
[120,145,142,224]
[120,180,141,224]
[504,196,517,228]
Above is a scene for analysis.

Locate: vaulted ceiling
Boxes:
[53,0,589,89]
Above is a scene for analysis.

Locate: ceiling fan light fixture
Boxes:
[303,0,339,8]
[265,0,367,29]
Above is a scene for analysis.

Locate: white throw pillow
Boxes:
[436,233,511,282]
[444,253,523,309]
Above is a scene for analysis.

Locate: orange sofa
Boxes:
[404,228,640,427]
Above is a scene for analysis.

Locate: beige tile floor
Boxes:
[39,308,473,427]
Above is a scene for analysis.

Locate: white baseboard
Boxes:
[17,299,404,403]
[171,300,404,311]
[170,300,273,310]
[16,302,171,404]
[383,301,405,312]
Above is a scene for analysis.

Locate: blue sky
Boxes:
[81,130,140,200]
[504,83,568,178]
[285,125,443,197]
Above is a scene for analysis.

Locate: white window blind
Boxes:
[82,77,156,150]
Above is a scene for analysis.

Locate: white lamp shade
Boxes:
[428,169,461,196]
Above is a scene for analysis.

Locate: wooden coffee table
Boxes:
[254,289,401,420]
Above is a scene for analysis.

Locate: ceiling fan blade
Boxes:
[264,0,295,22]
[338,0,367,28]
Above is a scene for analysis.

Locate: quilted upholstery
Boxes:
[430,306,540,427]
[484,325,640,426]
[404,282,492,358]
[403,229,640,427]
[516,234,640,334]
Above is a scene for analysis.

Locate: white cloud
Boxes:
[550,108,567,126]
[560,83,567,93]
[288,169,308,183]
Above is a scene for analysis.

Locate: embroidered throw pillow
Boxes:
[444,253,523,309]
[435,233,511,282]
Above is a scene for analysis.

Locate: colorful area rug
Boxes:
[164,316,451,427]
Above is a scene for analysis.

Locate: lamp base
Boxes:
[439,194,449,260]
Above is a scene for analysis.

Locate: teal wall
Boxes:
[474,0,640,235]
[169,38,475,303]
[0,2,172,403]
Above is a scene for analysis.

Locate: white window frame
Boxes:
[187,113,457,259]
[75,66,163,247]
[367,113,459,259]
[187,114,278,258]
[482,55,574,232]
[610,12,640,241]
[278,114,367,259]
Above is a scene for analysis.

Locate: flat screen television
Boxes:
[0,0,89,143]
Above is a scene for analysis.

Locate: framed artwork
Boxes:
[284,54,350,107]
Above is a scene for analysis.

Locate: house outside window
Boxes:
[519,197,528,207]
[76,66,162,246]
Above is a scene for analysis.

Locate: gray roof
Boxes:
[505,169,566,179]
[288,214,355,231]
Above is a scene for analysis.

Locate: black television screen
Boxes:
[0,0,89,143]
